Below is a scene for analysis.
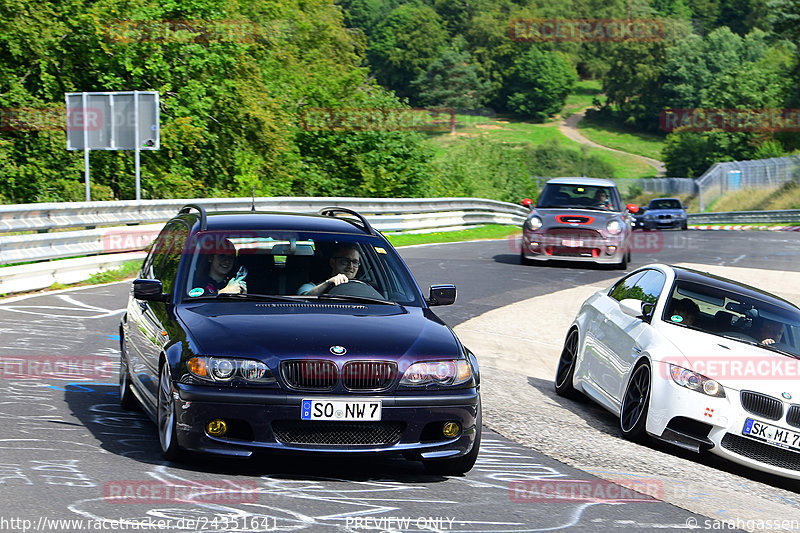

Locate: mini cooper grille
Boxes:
[740,391,783,421]
[272,421,405,446]
[721,433,800,471]
[787,405,800,429]
[281,360,337,391]
[342,361,397,390]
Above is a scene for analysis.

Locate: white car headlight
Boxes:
[606,220,622,235]
[525,216,543,231]
[669,364,725,398]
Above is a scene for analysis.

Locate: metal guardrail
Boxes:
[688,210,800,224]
[0,197,528,265]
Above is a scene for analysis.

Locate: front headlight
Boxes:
[669,364,725,398]
[400,360,472,387]
[187,357,274,384]
[525,216,543,231]
[606,220,622,235]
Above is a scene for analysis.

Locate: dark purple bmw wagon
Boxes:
[120,205,481,474]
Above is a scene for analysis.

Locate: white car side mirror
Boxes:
[620,298,646,318]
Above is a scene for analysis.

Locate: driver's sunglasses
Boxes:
[334,257,360,268]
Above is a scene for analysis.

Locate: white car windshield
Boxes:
[663,280,800,357]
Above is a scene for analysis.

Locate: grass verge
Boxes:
[577,112,666,161]
[385,225,521,247]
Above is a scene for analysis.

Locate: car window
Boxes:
[608,271,646,301]
[628,269,665,304]
[157,223,189,295]
[181,231,423,306]
[145,221,184,281]
[537,184,619,211]
[649,199,682,210]
[662,280,800,356]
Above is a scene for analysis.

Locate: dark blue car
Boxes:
[633,198,688,230]
[119,205,481,474]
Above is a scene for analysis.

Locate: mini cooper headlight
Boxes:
[606,220,622,235]
[400,360,472,387]
[187,357,274,384]
[525,216,543,231]
[669,364,725,398]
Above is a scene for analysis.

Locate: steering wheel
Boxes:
[325,279,384,299]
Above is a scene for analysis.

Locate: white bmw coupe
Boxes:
[556,264,800,480]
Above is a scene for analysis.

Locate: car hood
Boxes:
[176,302,461,362]
[532,207,623,227]
[656,324,800,395]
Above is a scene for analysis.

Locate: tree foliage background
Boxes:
[1,0,798,203]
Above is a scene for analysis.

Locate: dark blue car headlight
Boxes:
[187,357,275,384]
[399,360,472,387]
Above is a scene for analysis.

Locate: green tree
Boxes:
[411,49,489,109]
[506,47,577,120]
[367,4,450,100]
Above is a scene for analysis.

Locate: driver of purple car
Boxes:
[298,245,360,296]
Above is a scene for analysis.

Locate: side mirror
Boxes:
[619,298,654,322]
[682,205,689,210]
[427,284,456,306]
[521,198,533,209]
[133,279,167,301]
[626,203,639,214]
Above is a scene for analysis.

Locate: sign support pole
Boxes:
[134,91,141,200]
[82,92,90,202]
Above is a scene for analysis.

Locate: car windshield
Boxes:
[663,280,800,357]
[536,184,618,211]
[649,199,682,210]
[180,231,422,306]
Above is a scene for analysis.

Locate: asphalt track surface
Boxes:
[1,230,799,532]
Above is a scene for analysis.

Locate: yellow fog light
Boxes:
[207,419,227,437]
[442,422,461,438]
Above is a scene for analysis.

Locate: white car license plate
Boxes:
[301,399,382,421]
[562,239,583,247]
[742,418,800,451]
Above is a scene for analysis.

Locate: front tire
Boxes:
[620,361,651,442]
[520,250,534,266]
[555,329,581,399]
[423,400,482,476]
[158,363,183,461]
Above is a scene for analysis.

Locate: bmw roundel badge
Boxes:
[330,345,346,355]
[783,392,792,400]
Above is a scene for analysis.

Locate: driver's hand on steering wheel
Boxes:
[326,274,350,288]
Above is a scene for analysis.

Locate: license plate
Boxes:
[562,239,583,247]
[301,399,382,421]
[742,418,800,451]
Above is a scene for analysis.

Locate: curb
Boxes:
[689,225,800,232]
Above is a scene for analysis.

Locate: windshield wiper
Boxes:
[317,294,398,305]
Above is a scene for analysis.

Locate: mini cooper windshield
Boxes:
[663,280,800,357]
[536,183,620,211]
[181,231,423,306]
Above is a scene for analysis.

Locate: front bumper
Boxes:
[171,384,480,459]
[648,364,800,480]
[521,229,627,264]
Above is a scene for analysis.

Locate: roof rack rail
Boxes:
[179,204,207,231]
[318,207,377,236]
